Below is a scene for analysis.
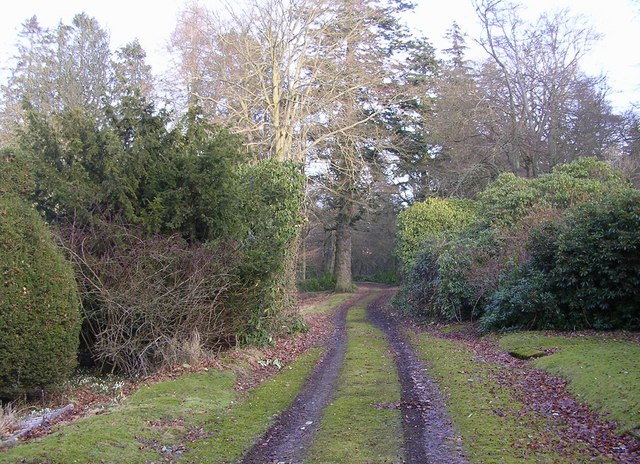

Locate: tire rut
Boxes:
[367,288,469,464]
[239,290,371,464]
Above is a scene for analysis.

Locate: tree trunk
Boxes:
[300,229,307,281]
[334,204,353,292]
[322,230,336,276]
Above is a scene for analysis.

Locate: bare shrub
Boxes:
[58,222,240,376]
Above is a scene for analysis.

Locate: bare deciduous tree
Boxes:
[169,0,410,291]
[473,0,605,176]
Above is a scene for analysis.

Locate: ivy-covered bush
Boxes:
[396,197,477,273]
[235,159,305,344]
[0,195,81,398]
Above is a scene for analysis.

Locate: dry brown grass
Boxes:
[0,403,24,437]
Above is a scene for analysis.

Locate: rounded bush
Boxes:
[552,191,640,329]
[0,195,81,398]
[482,190,640,332]
[396,197,477,273]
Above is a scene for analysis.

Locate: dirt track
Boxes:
[240,290,370,464]
[240,285,467,464]
[368,288,468,464]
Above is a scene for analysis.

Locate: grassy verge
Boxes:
[411,332,611,464]
[300,292,353,316]
[1,349,322,464]
[186,348,321,462]
[1,370,235,463]
[305,296,404,464]
[499,332,640,434]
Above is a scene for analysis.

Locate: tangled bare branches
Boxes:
[58,222,239,376]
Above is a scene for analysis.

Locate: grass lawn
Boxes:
[2,343,327,464]
[1,370,236,463]
[305,296,405,464]
[2,350,322,464]
[499,332,640,434]
[411,332,611,464]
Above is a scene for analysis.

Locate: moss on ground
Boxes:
[411,333,611,464]
[499,332,640,433]
[187,348,321,462]
[1,349,322,464]
[440,323,471,334]
[0,371,236,463]
[300,292,353,315]
[304,297,404,464]
[507,347,547,360]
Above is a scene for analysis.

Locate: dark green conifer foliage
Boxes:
[0,194,81,398]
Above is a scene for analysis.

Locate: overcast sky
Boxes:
[1,0,638,111]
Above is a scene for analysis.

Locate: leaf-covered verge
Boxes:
[499,332,640,434]
[304,298,405,463]
[410,331,614,463]
[396,158,640,332]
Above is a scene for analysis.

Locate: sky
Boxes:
[0,0,638,111]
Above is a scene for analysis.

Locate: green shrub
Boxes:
[535,157,626,209]
[401,158,636,329]
[0,148,34,197]
[395,241,440,319]
[551,191,640,329]
[480,266,563,333]
[0,195,81,398]
[412,228,500,321]
[478,158,627,229]
[396,197,477,273]
[478,173,538,228]
[482,190,640,332]
[434,240,477,321]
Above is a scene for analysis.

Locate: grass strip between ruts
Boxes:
[410,332,612,464]
[304,294,405,464]
[300,292,354,315]
[499,332,640,434]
